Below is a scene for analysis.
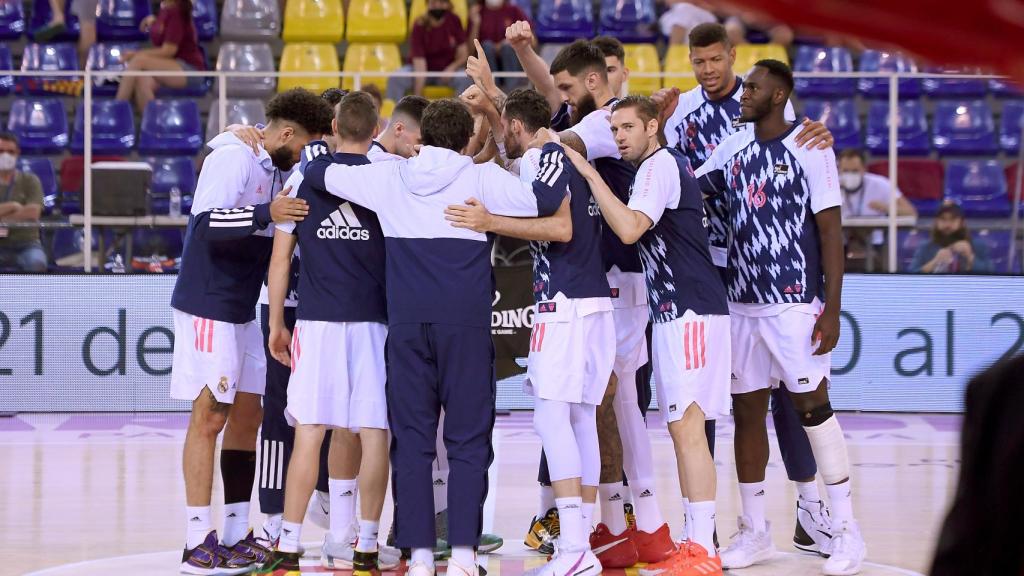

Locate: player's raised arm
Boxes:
[506,20,562,114]
[301,140,393,211]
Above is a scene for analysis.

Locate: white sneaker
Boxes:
[720,516,775,569]
[523,547,602,576]
[795,498,834,556]
[446,558,481,576]
[822,521,866,576]
[408,560,437,576]
[322,532,402,570]
[307,490,331,529]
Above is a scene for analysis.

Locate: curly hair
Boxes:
[420,98,474,152]
[265,88,335,137]
[502,88,552,133]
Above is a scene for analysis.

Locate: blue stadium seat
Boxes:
[857,49,920,99]
[7,98,69,153]
[897,229,928,272]
[801,99,861,151]
[157,47,211,97]
[0,44,13,96]
[96,0,151,41]
[974,229,1012,273]
[131,228,184,272]
[990,78,1023,98]
[17,157,58,213]
[922,67,988,98]
[509,0,532,19]
[793,45,855,98]
[205,99,266,144]
[71,99,135,154]
[85,43,138,96]
[138,99,203,155]
[865,100,929,156]
[944,160,1009,217]
[216,42,276,97]
[1000,100,1024,154]
[598,0,656,43]
[534,0,593,43]
[0,0,25,39]
[932,100,997,156]
[50,229,95,269]
[19,42,79,95]
[144,156,196,214]
[29,0,79,41]
[192,0,219,41]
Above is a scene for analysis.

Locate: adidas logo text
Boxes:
[317,203,370,240]
[755,490,765,497]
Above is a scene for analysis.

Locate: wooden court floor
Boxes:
[0,411,958,576]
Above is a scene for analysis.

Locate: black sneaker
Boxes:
[259,549,301,573]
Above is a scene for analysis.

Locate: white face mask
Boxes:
[0,152,17,171]
[485,0,503,7]
[839,171,863,192]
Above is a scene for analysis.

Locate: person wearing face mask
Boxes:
[169,88,334,576]
[386,0,474,103]
[910,203,992,274]
[0,132,47,273]
[468,0,531,91]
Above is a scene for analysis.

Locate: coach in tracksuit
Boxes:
[303,98,569,576]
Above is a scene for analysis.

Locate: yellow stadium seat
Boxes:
[281,0,344,43]
[347,0,408,44]
[342,43,402,91]
[408,0,468,34]
[662,45,698,92]
[381,98,396,119]
[734,43,789,74]
[278,43,340,93]
[625,44,660,96]
[423,85,455,99]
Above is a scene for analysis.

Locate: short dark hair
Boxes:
[550,40,607,80]
[0,131,19,149]
[591,36,625,63]
[689,22,731,49]
[266,88,335,137]
[393,95,429,125]
[420,98,474,152]
[319,88,349,133]
[362,83,384,108]
[753,58,795,94]
[612,95,659,126]
[336,91,379,142]
[837,148,866,163]
[502,88,552,133]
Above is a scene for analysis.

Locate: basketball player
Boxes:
[368,95,428,163]
[445,87,610,576]
[694,60,866,575]
[169,88,331,575]
[564,95,729,576]
[658,22,836,554]
[302,98,570,576]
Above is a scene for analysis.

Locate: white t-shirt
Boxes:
[843,172,902,245]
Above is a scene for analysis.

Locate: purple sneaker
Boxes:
[180,530,252,575]
[224,529,273,569]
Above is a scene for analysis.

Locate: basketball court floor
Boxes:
[0,411,958,576]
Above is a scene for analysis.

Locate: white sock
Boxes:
[739,481,768,533]
[622,485,634,508]
[451,546,476,570]
[329,478,358,542]
[556,497,585,552]
[581,501,595,540]
[539,484,555,517]
[185,505,212,549]
[633,482,664,533]
[411,547,435,567]
[796,480,821,503]
[598,483,628,534]
[222,502,250,547]
[826,481,855,525]
[689,500,717,557]
[262,513,282,542]
[433,469,450,515]
[356,519,380,552]
[279,520,301,553]
[681,497,692,541]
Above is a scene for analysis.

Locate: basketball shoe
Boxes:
[322,532,402,570]
[720,516,775,569]
[632,523,677,564]
[794,497,834,556]
[180,531,250,576]
[822,520,866,576]
[638,542,722,576]
[590,523,639,568]
[524,508,559,555]
[523,546,602,576]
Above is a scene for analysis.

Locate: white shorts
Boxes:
[286,320,388,431]
[730,304,832,395]
[652,312,731,422]
[170,310,266,404]
[524,296,616,405]
[607,268,649,375]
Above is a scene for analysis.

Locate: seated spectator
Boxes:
[34,0,97,66]
[468,0,530,89]
[839,148,917,265]
[115,0,206,112]
[659,0,717,45]
[910,203,993,274]
[0,132,47,273]
[386,0,472,102]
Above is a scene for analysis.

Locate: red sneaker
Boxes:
[638,542,722,576]
[589,523,639,568]
[633,523,677,564]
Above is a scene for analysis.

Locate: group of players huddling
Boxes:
[168,19,867,576]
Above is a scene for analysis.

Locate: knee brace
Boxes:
[801,406,850,485]
[534,399,581,482]
[569,403,600,487]
[799,401,834,427]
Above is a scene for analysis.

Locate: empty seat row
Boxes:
[868,159,1023,218]
[0,0,217,42]
[276,42,401,94]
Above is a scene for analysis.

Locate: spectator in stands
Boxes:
[34,0,96,66]
[838,148,917,267]
[658,0,717,45]
[910,203,993,274]
[115,0,206,112]
[723,10,794,46]
[0,132,47,273]
[468,0,529,90]
[386,0,473,102]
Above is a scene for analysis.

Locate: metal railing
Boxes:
[0,68,1021,273]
